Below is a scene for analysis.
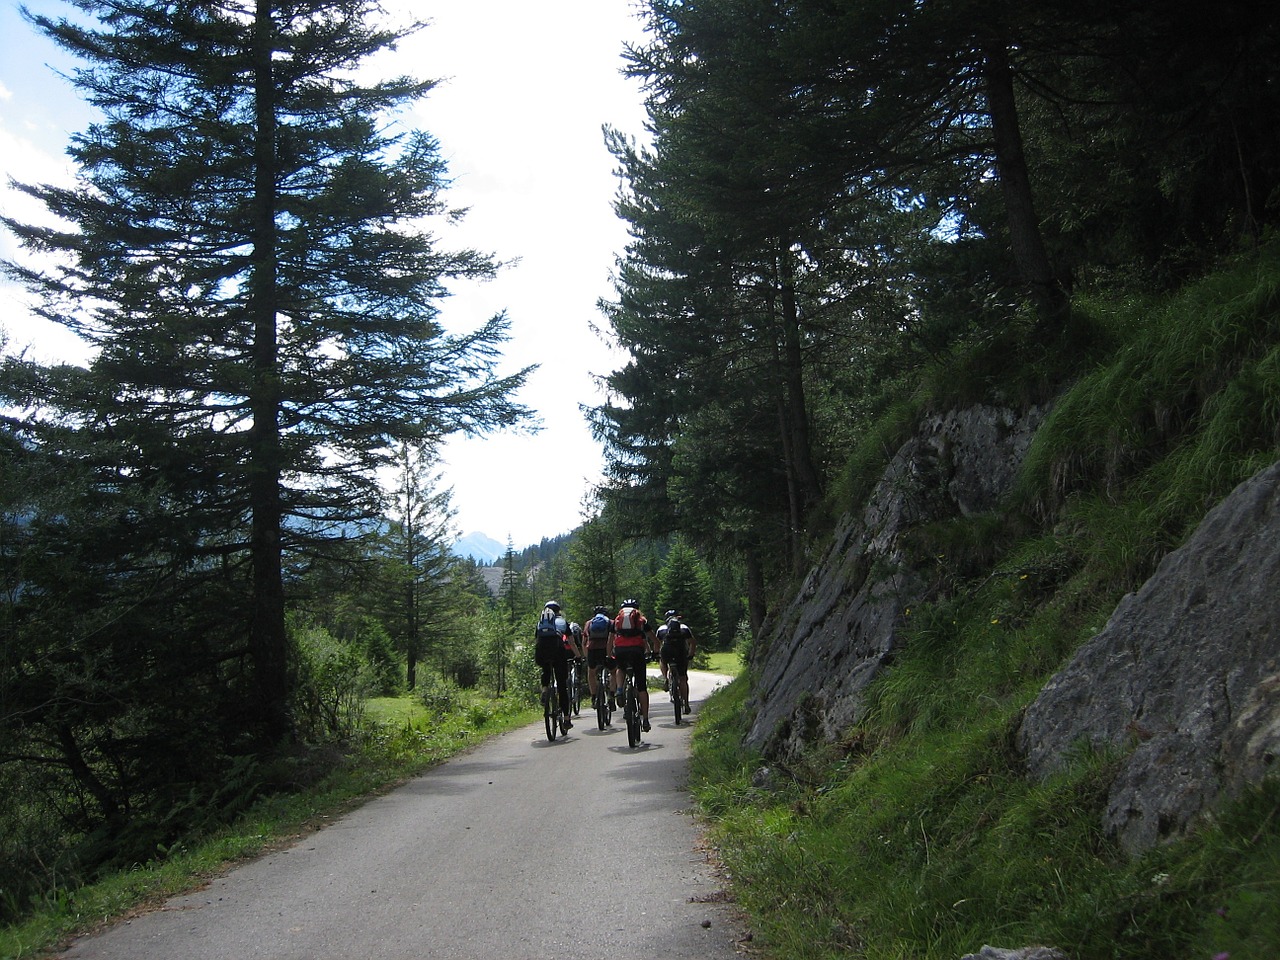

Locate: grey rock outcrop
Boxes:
[960,948,1068,960]
[745,403,1048,759]
[1018,458,1280,853]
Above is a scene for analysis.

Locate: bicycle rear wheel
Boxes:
[625,687,640,747]
[571,665,583,716]
[543,686,558,741]
[672,682,683,726]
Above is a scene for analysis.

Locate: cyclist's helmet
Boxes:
[665,609,678,618]
[593,605,608,615]
[622,598,638,608]
[544,600,561,612]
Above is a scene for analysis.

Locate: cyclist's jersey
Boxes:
[613,607,648,648]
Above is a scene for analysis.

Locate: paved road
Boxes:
[58,672,747,960]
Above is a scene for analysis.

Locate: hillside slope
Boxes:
[691,244,1280,960]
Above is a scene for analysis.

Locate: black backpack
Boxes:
[536,616,561,641]
[665,618,686,649]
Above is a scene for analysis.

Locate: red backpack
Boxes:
[615,606,644,638]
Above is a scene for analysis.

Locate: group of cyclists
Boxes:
[534,598,697,737]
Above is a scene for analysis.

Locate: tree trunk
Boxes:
[771,249,822,575]
[248,0,289,745]
[981,38,1070,331]
[406,579,419,690]
[778,251,822,513]
[744,548,767,638]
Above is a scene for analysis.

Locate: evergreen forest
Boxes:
[3,0,1280,957]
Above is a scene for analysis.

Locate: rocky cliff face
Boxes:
[745,403,1048,761]
[1018,459,1280,853]
[746,400,1280,854]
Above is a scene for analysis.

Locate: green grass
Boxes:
[0,692,538,960]
[688,242,1280,959]
[698,650,745,677]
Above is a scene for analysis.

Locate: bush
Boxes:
[291,620,375,740]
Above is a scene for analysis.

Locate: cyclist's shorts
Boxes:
[662,643,689,673]
[614,647,648,693]
[535,634,567,666]
[586,647,612,670]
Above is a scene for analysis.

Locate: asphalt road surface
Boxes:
[57,671,748,960]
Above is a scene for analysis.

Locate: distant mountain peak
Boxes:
[452,531,506,565]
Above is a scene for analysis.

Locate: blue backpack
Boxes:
[587,613,612,640]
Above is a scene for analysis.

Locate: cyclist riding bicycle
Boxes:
[582,605,616,710]
[534,600,575,732]
[658,610,697,713]
[609,598,657,732]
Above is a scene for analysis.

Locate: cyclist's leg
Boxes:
[633,654,651,728]
[612,655,626,702]
[538,652,553,696]
[586,648,600,698]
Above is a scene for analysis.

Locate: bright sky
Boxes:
[0,0,650,551]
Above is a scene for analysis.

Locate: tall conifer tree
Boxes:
[3,0,531,744]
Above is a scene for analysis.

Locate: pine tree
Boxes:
[384,443,459,691]
[656,537,717,650]
[2,0,531,744]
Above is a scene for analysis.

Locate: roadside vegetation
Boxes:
[688,245,1280,960]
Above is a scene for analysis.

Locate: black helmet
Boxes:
[593,605,608,615]
[544,600,561,612]
[622,598,638,608]
[665,610,678,618]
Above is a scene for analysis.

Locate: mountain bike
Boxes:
[620,654,652,748]
[542,674,564,742]
[593,662,613,730]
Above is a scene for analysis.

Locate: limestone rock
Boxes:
[1018,459,1280,852]
[960,948,1068,960]
[744,403,1047,759]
